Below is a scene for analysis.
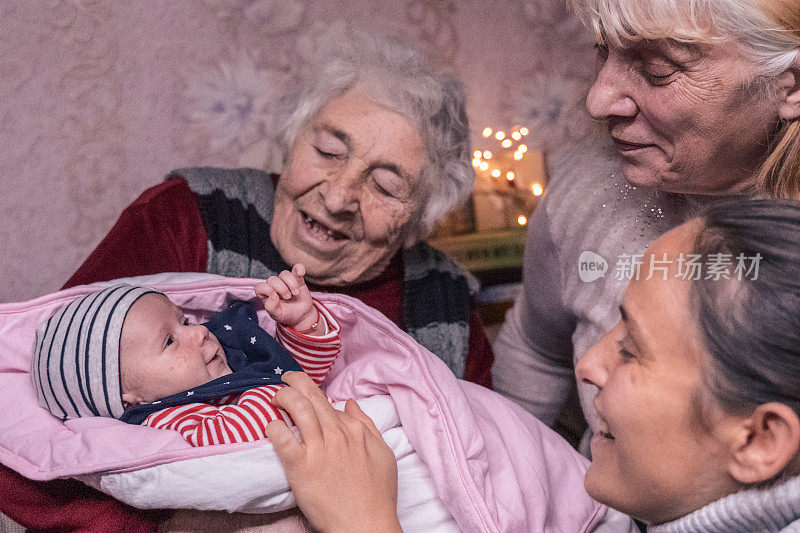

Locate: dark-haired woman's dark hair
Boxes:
[691,198,800,416]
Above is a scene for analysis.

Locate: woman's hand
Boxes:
[265,372,402,533]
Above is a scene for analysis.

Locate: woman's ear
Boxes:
[728,403,800,484]
[778,54,800,120]
[122,392,145,408]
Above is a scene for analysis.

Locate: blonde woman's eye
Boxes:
[641,58,680,86]
[644,70,677,85]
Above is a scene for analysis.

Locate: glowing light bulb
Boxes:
[511,131,521,141]
[479,161,489,171]
[520,127,529,135]
[501,139,512,148]
[472,158,481,168]
[518,144,528,153]
[532,183,544,196]
[514,151,523,161]
[495,131,506,141]
[506,171,515,181]
[517,215,528,225]
[491,169,501,178]
[482,127,493,137]
[483,150,492,159]
[473,150,482,159]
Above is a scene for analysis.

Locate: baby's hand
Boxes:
[255,265,319,332]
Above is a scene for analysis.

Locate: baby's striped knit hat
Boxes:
[31,284,156,420]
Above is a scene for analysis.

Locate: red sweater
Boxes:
[1,177,494,531]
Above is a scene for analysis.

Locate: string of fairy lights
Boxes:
[471,125,544,226]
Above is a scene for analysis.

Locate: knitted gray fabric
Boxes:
[31,285,156,420]
[649,476,800,532]
[493,142,693,447]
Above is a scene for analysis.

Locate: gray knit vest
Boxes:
[170,167,477,378]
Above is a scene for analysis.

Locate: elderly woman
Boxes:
[0,36,492,531]
[265,197,800,531]
[492,0,800,447]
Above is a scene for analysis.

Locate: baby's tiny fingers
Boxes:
[254,281,273,300]
[292,263,306,280]
[267,275,294,299]
[279,270,302,295]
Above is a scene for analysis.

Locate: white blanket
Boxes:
[78,395,459,532]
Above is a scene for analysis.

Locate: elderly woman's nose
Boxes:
[586,57,638,120]
[320,175,360,214]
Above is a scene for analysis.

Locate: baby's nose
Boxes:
[186,324,209,342]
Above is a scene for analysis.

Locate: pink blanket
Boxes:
[0,276,608,532]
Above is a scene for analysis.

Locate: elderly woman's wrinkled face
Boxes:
[576,221,741,524]
[271,89,426,286]
[587,39,778,195]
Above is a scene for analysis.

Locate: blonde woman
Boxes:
[493,0,800,450]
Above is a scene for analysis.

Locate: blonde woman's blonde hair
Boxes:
[570,0,800,198]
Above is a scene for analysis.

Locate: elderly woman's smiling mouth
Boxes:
[300,210,353,243]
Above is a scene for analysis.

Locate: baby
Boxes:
[30,265,340,446]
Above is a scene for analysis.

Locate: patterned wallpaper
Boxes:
[0,0,599,302]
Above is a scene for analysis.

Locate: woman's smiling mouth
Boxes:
[301,211,350,241]
[612,137,652,153]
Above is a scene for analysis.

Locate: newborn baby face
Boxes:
[120,293,232,406]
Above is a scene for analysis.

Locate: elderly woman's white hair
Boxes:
[277,33,474,244]
[571,0,800,198]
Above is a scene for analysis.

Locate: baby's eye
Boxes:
[182,317,189,326]
[166,336,174,347]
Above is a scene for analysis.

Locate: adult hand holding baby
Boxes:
[266,372,402,533]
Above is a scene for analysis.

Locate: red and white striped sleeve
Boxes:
[275,300,341,385]
[141,385,287,446]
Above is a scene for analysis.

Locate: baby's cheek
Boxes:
[167,358,196,378]
[118,355,142,394]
